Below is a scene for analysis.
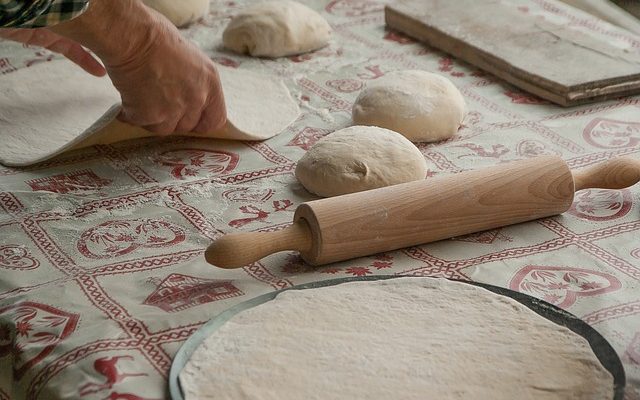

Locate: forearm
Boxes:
[49,0,158,66]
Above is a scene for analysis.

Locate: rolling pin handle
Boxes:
[205,219,313,269]
[572,157,640,192]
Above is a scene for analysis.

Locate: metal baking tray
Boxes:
[169,275,625,399]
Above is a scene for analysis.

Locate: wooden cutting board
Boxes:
[385,0,640,106]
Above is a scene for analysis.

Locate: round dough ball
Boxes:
[295,126,428,197]
[223,1,332,58]
[352,70,466,143]
[143,0,209,28]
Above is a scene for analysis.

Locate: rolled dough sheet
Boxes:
[179,277,614,400]
[0,60,299,167]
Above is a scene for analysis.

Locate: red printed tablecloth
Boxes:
[0,0,639,399]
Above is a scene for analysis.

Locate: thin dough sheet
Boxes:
[0,60,299,166]
[180,277,614,400]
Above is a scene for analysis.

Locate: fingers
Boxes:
[45,38,107,77]
[143,120,179,136]
[192,100,227,135]
[120,103,226,137]
[117,108,178,136]
[193,84,227,134]
[0,28,107,77]
[119,81,226,137]
[175,110,203,134]
[0,28,31,42]
[13,13,230,138]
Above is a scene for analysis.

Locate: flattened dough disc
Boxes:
[0,60,300,166]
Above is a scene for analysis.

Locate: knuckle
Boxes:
[208,108,227,130]
[194,114,224,134]
[121,113,155,127]
[147,124,173,136]
[175,119,197,134]
[197,94,209,109]
[192,120,212,134]
[212,114,227,131]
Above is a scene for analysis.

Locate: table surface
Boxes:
[0,0,639,399]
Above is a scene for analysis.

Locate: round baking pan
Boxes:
[168,275,625,399]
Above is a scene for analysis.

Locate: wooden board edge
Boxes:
[567,78,640,103]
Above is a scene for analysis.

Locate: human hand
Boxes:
[50,0,226,136]
[0,28,106,76]
[105,11,227,135]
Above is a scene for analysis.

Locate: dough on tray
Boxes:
[295,125,428,197]
[353,70,466,142]
[180,277,614,400]
[223,0,332,58]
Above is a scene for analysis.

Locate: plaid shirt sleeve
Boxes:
[0,0,89,28]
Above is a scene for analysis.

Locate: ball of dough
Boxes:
[222,1,332,58]
[143,0,209,28]
[352,70,466,143]
[295,126,428,197]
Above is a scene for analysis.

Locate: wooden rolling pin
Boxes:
[205,156,640,268]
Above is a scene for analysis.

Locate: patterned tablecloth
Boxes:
[0,0,639,398]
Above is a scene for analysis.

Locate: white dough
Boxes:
[352,70,466,142]
[180,277,614,400]
[295,126,428,197]
[223,1,332,58]
[142,0,209,27]
[0,60,300,166]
